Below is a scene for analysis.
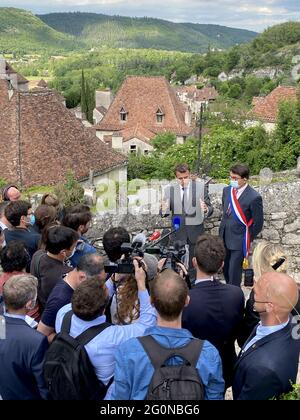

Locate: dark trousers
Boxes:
[224,248,244,287]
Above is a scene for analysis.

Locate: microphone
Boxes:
[132,232,147,248]
[174,240,185,251]
[172,216,181,231]
[149,231,161,241]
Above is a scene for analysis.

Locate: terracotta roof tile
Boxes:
[251,86,298,123]
[95,76,193,137]
[0,79,127,187]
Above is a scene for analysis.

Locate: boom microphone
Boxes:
[132,232,147,248]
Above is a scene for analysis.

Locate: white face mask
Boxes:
[66,247,76,260]
[230,180,239,189]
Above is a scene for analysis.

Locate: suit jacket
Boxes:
[233,321,300,400]
[182,280,244,387]
[163,180,213,243]
[0,316,49,400]
[219,185,263,250]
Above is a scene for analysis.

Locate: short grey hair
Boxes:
[3,274,38,310]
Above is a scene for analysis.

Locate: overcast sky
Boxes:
[0,0,299,32]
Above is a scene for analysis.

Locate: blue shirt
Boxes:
[112,326,225,400]
[242,320,289,353]
[55,289,156,399]
[68,236,97,268]
[41,280,74,328]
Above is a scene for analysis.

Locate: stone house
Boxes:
[246,86,298,132]
[94,76,193,155]
[0,62,127,188]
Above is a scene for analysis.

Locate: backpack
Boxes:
[138,335,204,400]
[44,310,112,400]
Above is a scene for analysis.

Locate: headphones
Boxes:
[2,184,18,201]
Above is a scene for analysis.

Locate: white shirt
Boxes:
[235,183,248,200]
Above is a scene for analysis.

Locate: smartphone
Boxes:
[244,268,254,287]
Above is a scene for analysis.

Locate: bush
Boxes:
[53,171,84,207]
[279,384,300,400]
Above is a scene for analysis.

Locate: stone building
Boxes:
[0,61,127,188]
[94,76,193,155]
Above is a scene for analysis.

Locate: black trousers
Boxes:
[224,248,244,287]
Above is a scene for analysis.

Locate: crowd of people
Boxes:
[0,166,299,401]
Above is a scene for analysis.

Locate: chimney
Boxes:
[185,108,192,126]
[9,73,18,90]
[95,88,113,110]
[111,133,123,150]
[0,56,6,78]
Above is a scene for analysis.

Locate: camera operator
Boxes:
[110,253,158,325]
[103,227,130,263]
[55,258,156,399]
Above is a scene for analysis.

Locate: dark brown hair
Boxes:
[230,164,250,179]
[174,163,190,174]
[72,277,107,321]
[194,234,225,275]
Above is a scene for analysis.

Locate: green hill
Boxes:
[38,12,257,53]
[0,8,82,54]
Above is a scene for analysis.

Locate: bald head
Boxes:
[150,269,189,321]
[6,187,21,201]
[259,272,299,313]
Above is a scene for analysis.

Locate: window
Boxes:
[144,149,149,155]
[130,145,137,154]
[156,108,164,123]
[120,107,128,122]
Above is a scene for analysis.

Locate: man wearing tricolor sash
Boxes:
[219,164,263,287]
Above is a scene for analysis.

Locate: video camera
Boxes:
[145,217,191,288]
[104,232,147,274]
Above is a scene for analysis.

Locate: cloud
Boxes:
[0,0,299,31]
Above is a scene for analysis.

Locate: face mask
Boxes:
[230,180,239,189]
[67,247,76,260]
[29,214,36,225]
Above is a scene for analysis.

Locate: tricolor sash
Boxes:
[229,187,253,264]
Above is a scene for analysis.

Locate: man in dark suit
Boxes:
[161,163,213,282]
[233,272,300,400]
[182,234,244,388]
[219,164,263,287]
[0,274,49,400]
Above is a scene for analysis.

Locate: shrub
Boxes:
[53,170,84,207]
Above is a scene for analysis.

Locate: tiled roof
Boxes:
[187,87,218,101]
[251,86,298,122]
[0,79,127,187]
[95,76,193,137]
[37,79,48,88]
[5,63,29,84]
[95,106,107,115]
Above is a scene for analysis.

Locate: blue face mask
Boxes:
[29,214,36,225]
[230,180,239,189]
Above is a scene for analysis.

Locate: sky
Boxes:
[0,0,299,32]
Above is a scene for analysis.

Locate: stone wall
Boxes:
[88,180,300,282]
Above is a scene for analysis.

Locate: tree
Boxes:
[226,47,240,72]
[80,69,95,124]
[152,132,176,152]
[227,84,242,99]
[244,76,263,100]
[80,69,88,118]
